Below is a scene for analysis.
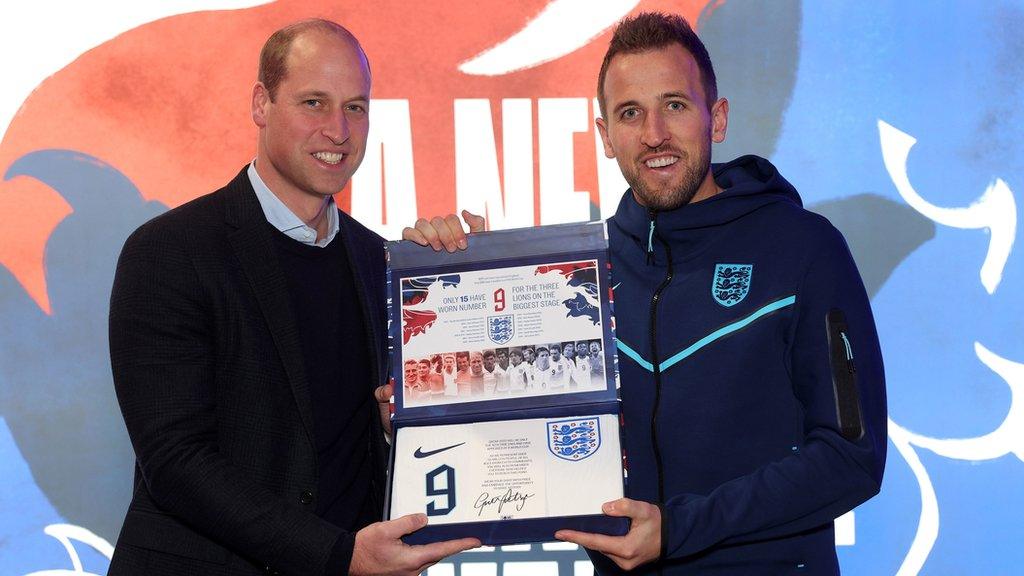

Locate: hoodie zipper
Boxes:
[646,220,656,265]
[647,210,672,562]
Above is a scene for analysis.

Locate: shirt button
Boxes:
[299,490,314,505]
[303,230,312,238]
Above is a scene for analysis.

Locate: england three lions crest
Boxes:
[488,315,514,345]
[547,418,601,462]
[712,264,753,307]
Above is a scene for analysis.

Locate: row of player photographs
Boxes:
[401,340,608,406]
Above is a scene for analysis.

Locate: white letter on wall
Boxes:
[351,99,418,239]
[594,97,629,219]
[454,98,534,229]
[538,98,590,224]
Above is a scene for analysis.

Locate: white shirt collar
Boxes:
[247,161,339,247]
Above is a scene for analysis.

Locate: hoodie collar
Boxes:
[611,155,802,261]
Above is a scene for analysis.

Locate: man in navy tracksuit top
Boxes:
[551,13,887,575]
[408,11,886,576]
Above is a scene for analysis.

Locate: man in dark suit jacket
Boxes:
[107,19,478,576]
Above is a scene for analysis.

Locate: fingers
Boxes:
[404,211,485,252]
[374,384,393,403]
[402,226,428,246]
[461,210,486,233]
[405,537,480,575]
[417,537,482,563]
[415,216,460,253]
[444,214,468,250]
[407,218,443,251]
[555,529,622,555]
[555,529,646,572]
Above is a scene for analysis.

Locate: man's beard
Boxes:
[624,137,712,211]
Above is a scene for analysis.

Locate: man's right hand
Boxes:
[403,210,485,252]
[348,513,480,576]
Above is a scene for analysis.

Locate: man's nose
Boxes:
[640,112,669,148]
[322,109,349,145]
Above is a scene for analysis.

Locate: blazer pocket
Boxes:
[118,510,231,564]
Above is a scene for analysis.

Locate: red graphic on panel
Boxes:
[403,308,438,344]
[535,261,595,278]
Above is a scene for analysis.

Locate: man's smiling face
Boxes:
[252,29,370,209]
[597,43,728,210]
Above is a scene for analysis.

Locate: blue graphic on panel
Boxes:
[535,262,601,326]
[562,292,600,325]
[401,274,462,305]
[487,314,515,345]
[547,418,601,462]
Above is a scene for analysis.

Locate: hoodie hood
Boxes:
[609,155,802,261]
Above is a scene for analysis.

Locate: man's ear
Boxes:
[252,82,270,128]
[711,97,729,144]
[595,116,616,159]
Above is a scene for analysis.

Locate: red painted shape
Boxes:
[0,0,713,311]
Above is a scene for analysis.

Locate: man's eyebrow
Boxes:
[661,91,693,102]
[613,99,640,114]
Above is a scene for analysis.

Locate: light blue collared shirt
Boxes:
[248,162,340,247]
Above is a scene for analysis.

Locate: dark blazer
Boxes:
[108,167,389,576]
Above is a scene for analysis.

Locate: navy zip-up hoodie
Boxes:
[597,155,886,575]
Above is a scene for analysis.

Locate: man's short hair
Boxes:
[258,18,364,101]
[597,11,718,117]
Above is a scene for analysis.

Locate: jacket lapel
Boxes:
[336,213,383,393]
[222,169,318,454]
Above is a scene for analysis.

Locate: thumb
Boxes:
[461,210,486,233]
[382,513,429,538]
[601,498,635,518]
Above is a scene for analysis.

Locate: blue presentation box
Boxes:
[384,222,628,545]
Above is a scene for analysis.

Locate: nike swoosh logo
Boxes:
[612,282,621,291]
[413,442,466,458]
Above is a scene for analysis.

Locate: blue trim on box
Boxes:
[401,514,630,546]
[387,221,609,268]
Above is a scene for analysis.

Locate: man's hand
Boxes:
[373,383,393,435]
[349,513,480,576]
[403,210,485,252]
[555,498,662,572]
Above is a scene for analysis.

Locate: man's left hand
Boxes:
[403,210,485,252]
[555,498,662,572]
[373,383,393,435]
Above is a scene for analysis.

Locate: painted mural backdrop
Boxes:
[1,1,1021,574]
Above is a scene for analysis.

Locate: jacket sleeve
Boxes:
[661,223,887,559]
[109,222,352,576]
